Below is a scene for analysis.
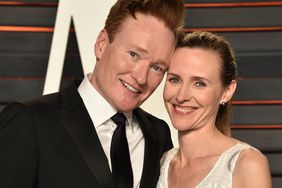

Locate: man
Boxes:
[0,0,184,187]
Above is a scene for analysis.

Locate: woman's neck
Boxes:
[177,126,228,164]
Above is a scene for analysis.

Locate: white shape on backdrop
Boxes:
[43,0,115,94]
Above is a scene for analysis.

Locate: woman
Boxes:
[157,31,271,188]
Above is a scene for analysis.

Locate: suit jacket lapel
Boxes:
[134,108,160,188]
[59,81,115,188]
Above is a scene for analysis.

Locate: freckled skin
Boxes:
[91,13,175,112]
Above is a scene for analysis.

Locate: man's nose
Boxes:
[132,63,149,85]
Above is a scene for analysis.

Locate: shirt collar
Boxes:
[78,75,135,131]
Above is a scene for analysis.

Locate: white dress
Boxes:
[157,142,256,188]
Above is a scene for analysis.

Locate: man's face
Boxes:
[91,13,175,112]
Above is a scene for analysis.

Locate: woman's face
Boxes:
[163,47,229,132]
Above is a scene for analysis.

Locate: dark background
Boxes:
[0,0,282,186]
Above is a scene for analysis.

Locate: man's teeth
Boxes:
[122,81,140,93]
[175,106,195,113]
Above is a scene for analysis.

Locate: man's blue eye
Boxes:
[129,51,137,58]
[152,65,162,72]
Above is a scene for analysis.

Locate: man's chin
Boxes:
[115,103,139,112]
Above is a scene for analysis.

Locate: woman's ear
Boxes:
[221,80,237,103]
[94,29,109,61]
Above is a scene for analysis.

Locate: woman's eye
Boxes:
[168,77,180,84]
[195,81,206,87]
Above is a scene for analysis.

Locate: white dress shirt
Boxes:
[78,76,144,188]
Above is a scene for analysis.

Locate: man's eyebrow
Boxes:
[128,44,148,54]
[157,60,169,67]
[128,44,169,67]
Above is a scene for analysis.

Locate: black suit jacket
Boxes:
[0,80,173,188]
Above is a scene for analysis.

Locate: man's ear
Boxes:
[221,80,237,103]
[94,29,109,60]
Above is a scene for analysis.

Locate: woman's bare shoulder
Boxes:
[233,146,272,188]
